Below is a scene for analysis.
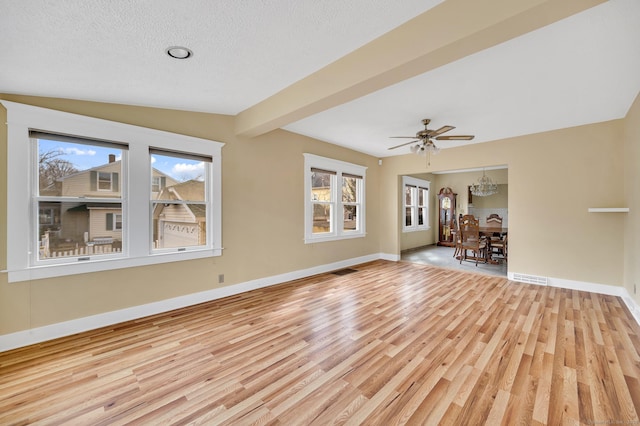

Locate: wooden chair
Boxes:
[490,233,508,262]
[460,214,478,226]
[485,214,503,240]
[459,220,487,266]
[455,215,478,259]
[452,218,462,258]
[486,214,502,226]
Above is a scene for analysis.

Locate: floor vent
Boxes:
[332,268,358,276]
[512,273,548,285]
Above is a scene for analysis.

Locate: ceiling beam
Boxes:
[235,0,607,138]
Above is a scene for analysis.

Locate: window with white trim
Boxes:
[304,154,366,243]
[2,100,223,282]
[97,171,114,191]
[150,150,210,251]
[402,176,430,232]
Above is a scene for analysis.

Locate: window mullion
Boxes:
[127,144,148,257]
[335,172,342,235]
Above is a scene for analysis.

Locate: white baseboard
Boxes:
[380,252,401,261]
[509,272,640,327]
[6,258,636,352]
[0,253,387,352]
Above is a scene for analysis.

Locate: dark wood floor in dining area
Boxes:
[1,260,639,425]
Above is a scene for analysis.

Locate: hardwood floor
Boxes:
[1,260,639,425]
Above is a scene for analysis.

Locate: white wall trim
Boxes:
[380,252,401,261]
[0,253,383,352]
[4,261,638,352]
[509,271,640,326]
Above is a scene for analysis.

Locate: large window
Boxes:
[304,154,366,243]
[2,100,223,282]
[403,176,430,232]
[150,150,210,251]
[34,132,125,262]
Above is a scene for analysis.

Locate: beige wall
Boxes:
[624,92,640,306]
[382,119,625,287]
[0,94,381,335]
[399,168,510,251]
[0,92,637,339]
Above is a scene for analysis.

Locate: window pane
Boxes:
[37,138,122,197]
[98,172,112,191]
[418,187,428,206]
[405,185,414,206]
[39,208,54,225]
[418,207,426,226]
[405,207,414,227]
[151,152,206,201]
[38,201,123,259]
[152,203,207,249]
[343,205,358,231]
[312,203,331,233]
[342,176,359,202]
[312,171,332,202]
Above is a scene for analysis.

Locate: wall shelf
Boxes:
[587,207,629,213]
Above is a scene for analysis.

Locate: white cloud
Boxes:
[172,162,205,180]
[61,147,96,156]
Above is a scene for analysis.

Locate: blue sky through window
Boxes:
[38,139,204,181]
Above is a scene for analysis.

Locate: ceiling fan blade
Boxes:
[427,125,455,136]
[436,135,475,141]
[389,136,419,139]
[388,140,419,150]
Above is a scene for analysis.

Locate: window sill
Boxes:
[6,249,222,283]
[304,232,366,244]
[402,226,431,233]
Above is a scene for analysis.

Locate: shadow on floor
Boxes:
[401,244,507,277]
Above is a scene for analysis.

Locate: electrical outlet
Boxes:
[218,274,224,284]
[634,283,637,294]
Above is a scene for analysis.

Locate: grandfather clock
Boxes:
[437,187,457,247]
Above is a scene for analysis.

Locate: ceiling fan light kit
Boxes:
[388,118,474,167]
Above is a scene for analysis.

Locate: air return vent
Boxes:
[511,273,548,285]
[332,268,358,276]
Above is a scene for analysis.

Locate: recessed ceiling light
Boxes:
[166,46,193,59]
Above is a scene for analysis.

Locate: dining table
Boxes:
[478,227,507,263]
[479,227,508,237]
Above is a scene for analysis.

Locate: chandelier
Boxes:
[470,169,498,196]
[410,140,440,166]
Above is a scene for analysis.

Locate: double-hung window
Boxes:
[403,176,430,232]
[304,154,366,243]
[2,100,223,282]
[32,131,126,261]
[150,150,210,251]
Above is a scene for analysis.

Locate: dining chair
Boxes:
[460,214,478,226]
[485,214,503,240]
[490,233,507,262]
[459,220,487,266]
[452,218,462,259]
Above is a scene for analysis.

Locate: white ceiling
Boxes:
[1,0,639,158]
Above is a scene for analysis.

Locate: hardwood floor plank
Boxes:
[0,260,639,425]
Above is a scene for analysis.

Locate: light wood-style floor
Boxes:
[1,260,639,425]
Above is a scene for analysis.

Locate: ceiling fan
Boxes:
[388,119,474,162]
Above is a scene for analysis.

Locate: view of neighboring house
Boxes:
[40,155,179,258]
[152,180,206,249]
